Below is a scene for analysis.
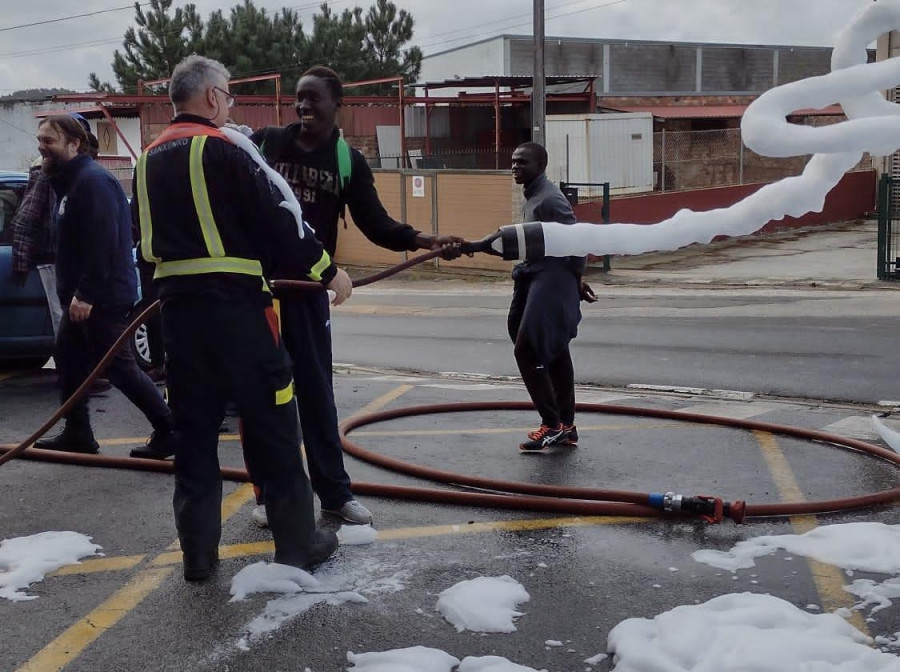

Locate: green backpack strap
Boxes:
[336,136,352,192]
[259,127,353,222]
[336,135,352,223]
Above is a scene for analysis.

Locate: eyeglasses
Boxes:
[213,86,235,108]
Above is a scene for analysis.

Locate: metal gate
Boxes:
[877,173,900,280]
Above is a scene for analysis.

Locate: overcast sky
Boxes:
[0,0,876,93]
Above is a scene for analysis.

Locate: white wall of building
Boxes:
[420,37,507,97]
[545,113,654,194]
[0,100,140,171]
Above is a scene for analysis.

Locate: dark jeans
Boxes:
[508,265,580,428]
[162,297,318,565]
[278,290,353,510]
[55,305,171,430]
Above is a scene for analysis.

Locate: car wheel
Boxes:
[129,308,153,372]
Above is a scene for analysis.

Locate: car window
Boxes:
[0,184,25,245]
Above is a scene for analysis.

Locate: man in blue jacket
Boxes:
[33,115,173,456]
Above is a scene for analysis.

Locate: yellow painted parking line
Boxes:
[375,515,648,541]
[104,515,651,571]
[220,541,274,560]
[15,567,174,672]
[164,482,258,552]
[50,555,145,576]
[351,422,677,438]
[98,435,243,446]
[753,430,868,634]
[103,421,682,445]
[223,482,256,519]
[349,384,415,417]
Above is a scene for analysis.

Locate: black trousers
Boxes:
[55,304,171,430]
[162,297,318,565]
[508,265,580,428]
[278,291,353,510]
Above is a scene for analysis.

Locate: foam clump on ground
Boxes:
[346,645,460,671]
[607,592,899,672]
[436,575,530,633]
[0,531,101,602]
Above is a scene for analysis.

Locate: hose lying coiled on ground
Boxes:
[1,247,898,523]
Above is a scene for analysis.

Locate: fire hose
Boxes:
[1,249,898,523]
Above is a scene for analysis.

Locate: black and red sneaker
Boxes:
[562,424,578,446]
[519,424,567,451]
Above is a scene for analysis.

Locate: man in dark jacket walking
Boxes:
[33,115,173,456]
[509,141,596,452]
[250,65,464,527]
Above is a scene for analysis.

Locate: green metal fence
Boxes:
[877,173,900,280]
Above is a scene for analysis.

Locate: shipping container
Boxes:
[545,113,654,194]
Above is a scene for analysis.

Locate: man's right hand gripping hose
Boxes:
[327,267,353,306]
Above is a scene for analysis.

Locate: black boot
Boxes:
[265,489,339,569]
[182,549,219,582]
[129,429,176,460]
[34,423,99,454]
[274,527,339,570]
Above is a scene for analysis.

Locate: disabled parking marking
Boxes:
[753,429,868,634]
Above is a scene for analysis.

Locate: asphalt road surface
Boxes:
[332,285,899,404]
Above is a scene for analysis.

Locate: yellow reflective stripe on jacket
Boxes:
[189,136,226,258]
[154,257,263,279]
[275,381,294,406]
[135,153,160,263]
[308,250,332,282]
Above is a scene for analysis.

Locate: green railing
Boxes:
[877,173,900,281]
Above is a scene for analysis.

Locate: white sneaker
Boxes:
[322,500,373,525]
[251,504,269,528]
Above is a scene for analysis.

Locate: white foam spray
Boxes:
[519,1,900,259]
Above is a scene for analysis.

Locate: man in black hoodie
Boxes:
[251,66,464,527]
[33,115,174,456]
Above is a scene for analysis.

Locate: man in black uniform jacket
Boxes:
[250,66,464,527]
[509,142,596,452]
[133,55,352,581]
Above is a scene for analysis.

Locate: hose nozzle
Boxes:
[461,222,548,261]
[652,492,746,524]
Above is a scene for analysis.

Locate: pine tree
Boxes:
[364,0,422,84]
[105,0,204,93]
[88,0,423,95]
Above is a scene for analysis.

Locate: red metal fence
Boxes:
[574,170,877,237]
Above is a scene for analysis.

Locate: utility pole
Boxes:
[532,0,546,145]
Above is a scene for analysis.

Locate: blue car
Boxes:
[0,170,151,370]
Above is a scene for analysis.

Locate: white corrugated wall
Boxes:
[545,113,653,193]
